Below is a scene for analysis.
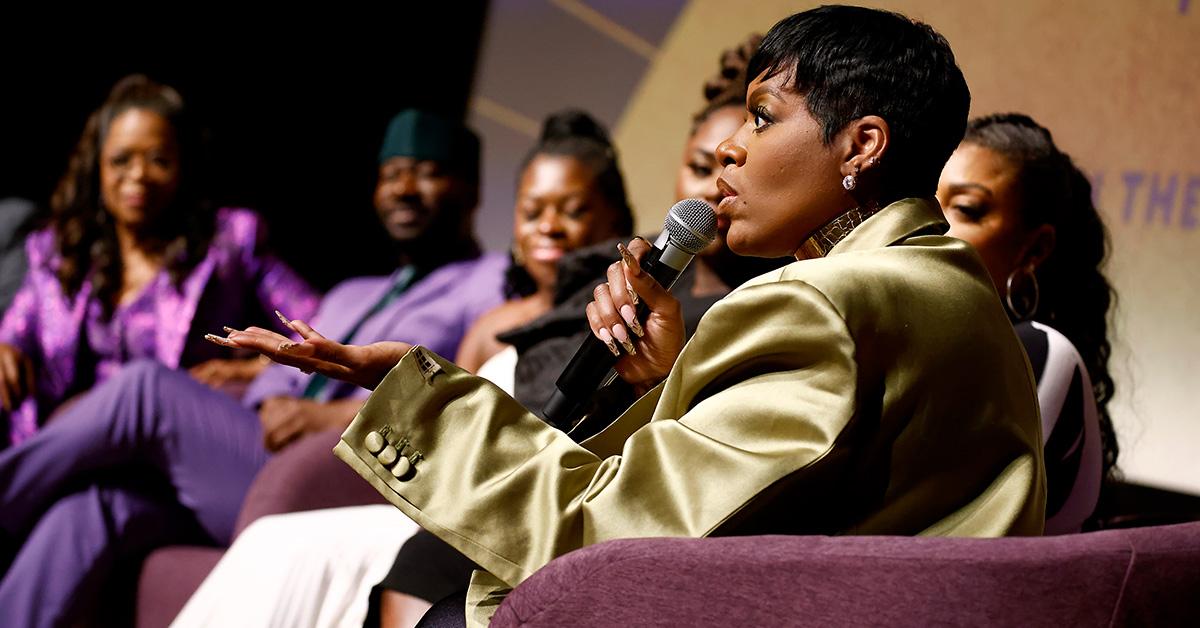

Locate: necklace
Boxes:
[795,203,883,259]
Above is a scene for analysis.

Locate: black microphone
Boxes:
[542,198,718,427]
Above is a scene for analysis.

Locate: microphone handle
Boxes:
[542,245,687,427]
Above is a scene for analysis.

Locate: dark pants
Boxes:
[415,591,469,628]
[379,530,478,603]
[0,360,269,627]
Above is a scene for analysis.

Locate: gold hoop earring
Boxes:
[1004,267,1040,321]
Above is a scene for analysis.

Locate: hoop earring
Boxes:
[1004,267,1040,321]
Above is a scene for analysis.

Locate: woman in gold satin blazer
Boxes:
[219,6,1045,625]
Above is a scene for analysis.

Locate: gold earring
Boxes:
[1004,266,1040,321]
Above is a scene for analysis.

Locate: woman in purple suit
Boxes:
[0,75,319,447]
[0,106,501,628]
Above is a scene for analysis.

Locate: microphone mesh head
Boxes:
[664,199,718,255]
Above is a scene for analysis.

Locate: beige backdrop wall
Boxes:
[615,0,1200,493]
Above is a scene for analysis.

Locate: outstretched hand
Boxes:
[206,312,411,391]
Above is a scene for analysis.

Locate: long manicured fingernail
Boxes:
[620,304,643,337]
[275,310,293,327]
[222,326,237,334]
[278,341,299,351]
[597,327,620,357]
[205,334,238,347]
[612,324,636,355]
[617,242,642,276]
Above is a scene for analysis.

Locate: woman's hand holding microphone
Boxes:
[585,238,686,393]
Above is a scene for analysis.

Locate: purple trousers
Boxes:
[0,360,269,627]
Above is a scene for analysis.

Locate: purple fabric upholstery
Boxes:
[493,523,1200,627]
[135,547,223,628]
[229,427,384,535]
[232,428,387,536]
[135,429,385,627]
[1115,523,1200,622]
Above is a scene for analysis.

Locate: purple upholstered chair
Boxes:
[492,522,1200,627]
[136,448,1200,628]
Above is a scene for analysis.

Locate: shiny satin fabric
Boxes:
[335,197,1046,626]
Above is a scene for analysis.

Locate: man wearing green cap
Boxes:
[242,108,506,444]
[373,109,486,268]
[0,110,508,626]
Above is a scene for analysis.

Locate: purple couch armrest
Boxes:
[233,427,386,537]
[1114,522,1200,621]
[493,523,1200,627]
[136,546,224,628]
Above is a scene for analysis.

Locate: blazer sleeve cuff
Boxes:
[333,344,572,585]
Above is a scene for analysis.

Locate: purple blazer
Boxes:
[0,208,320,446]
[243,252,509,408]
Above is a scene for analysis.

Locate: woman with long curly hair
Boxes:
[938,113,1118,533]
[0,75,319,447]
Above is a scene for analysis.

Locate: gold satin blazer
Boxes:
[335,197,1046,620]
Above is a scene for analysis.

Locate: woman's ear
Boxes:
[1018,224,1057,272]
[839,115,890,178]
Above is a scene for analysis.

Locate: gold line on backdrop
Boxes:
[614,0,1200,493]
[549,0,661,60]
[471,95,541,139]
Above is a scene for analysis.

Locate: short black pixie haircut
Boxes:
[747,5,971,200]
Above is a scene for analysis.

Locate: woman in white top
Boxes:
[936,113,1118,533]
